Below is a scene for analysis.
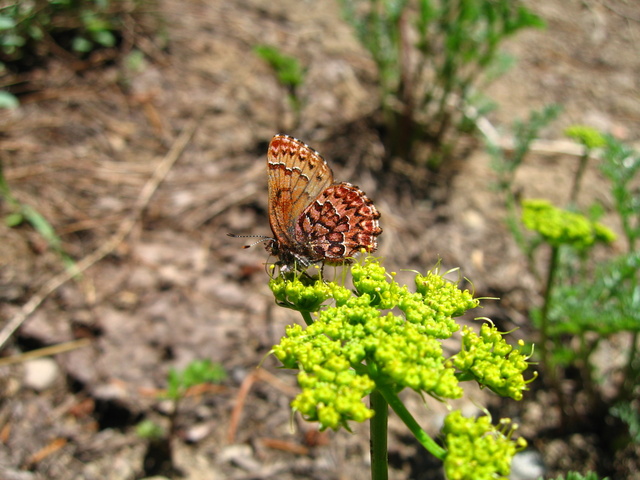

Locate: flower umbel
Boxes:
[453,323,530,400]
[270,257,531,431]
[521,199,616,249]
[564,125,606,150]
[442,411,527,480]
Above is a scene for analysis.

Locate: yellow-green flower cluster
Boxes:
[453,324,530,401]
[270,258,531,430]
[521,199,616,249]
[293,368,376,429]
[269,273,336,312]
[401,272,478,338]
[350,258,402,309]
[443,411,526,480]
[564,125,606,150]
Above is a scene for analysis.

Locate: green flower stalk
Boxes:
[521,198,615,422]
[269,257,531,479]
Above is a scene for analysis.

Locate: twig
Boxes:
[0,116,202,351]
[470,104,585,157]
[226,368,298,443]
[0,338,92,367]
[468,98,640,159]
[25,437,68,466]
[227,370,258,443]
[601,1,640,23]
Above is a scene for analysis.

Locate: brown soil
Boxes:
[1,1,639,479]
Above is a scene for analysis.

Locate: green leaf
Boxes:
[72,36,93,53]
[0,90,19,109]
[91,29,116,47]
[21,205,62,250]
[0,15,16,30]
[254,45,305,89]
[1,33,26,47]
[5,212,24,227]
[135,419,165,440]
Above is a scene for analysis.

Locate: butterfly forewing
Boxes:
[267,135,333,247]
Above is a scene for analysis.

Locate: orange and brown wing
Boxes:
[296,183,382,262]
[267,135,334,249]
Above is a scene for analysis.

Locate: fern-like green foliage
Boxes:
[600,135,640,251]
[541,472,610,480]
[550,251,640,336]
[340,0,545,166]
[0,0,133,61]
[166,359,226,400]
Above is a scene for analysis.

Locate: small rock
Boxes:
[218,444,261,472]
[0,467,39,480]
[23,357,59,391]
[510,449,545,480]
[184,422,212,443]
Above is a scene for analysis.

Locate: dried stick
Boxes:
[0,338,92,367]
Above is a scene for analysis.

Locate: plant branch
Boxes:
[378,384,446,460]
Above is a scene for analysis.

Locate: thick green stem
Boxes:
[370,390,389,480]
[378,385,446,459]
[300,310,314,326]
[539,245,558,376]
[620,330,639,401]
[540,246,567,427]
[569,153,589,204]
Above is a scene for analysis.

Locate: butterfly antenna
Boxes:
[227,233,272,249]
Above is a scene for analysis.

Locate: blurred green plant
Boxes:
[0,159,75,269]
[165,358,226,401]
[135,418,165,441]
[340,0,544,169]
[488,118,640,459]
[564,125,606,205]
[0,89,18,108]
[137,359,226,476]
[1,0,122,60]
[270,256,532,480]
[254,44,306,129]
[520,199,616,391]
[0,0,160,95]
[599,135,640,252]
[488,104,561,264]
[542,473,610,480]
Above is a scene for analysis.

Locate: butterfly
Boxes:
[264,134,382,271]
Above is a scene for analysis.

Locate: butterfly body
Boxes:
[266,134,382,270]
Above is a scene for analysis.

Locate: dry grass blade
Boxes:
[0,338,92,367]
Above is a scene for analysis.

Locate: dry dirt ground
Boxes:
[1,0,639,479]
